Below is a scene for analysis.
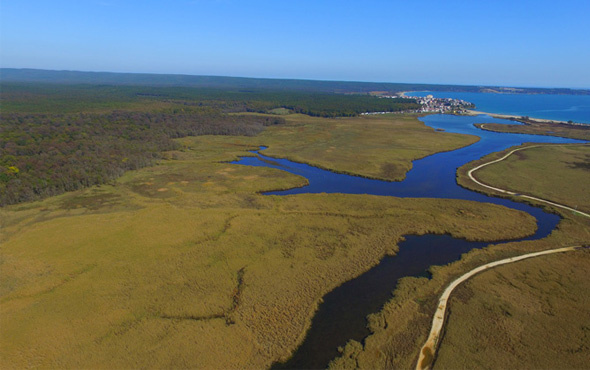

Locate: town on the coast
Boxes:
[361,94,475,115]
[359,94,590,127]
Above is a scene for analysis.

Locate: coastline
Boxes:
[401,91,589,125]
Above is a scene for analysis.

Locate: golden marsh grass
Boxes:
[1,115,539,368]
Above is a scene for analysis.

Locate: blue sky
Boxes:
[1,0,589,88]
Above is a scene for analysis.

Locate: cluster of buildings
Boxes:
[360,94,475,116]
[400,94,475,114]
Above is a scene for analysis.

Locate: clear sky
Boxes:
[1,0,589,88]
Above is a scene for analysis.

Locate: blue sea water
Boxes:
[406,91,590,124]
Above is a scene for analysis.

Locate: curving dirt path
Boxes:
[416,144,590,369]
[467,145,590,219]
[415,245,582,370]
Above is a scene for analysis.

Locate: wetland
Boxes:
[1,104,588,369]
[233,114,585,368]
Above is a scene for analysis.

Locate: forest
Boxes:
[1,82,420,115]
[0,110,282,205]
[0,82,420,205]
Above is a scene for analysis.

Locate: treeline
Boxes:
[151,92,420,117]
[0,111,283,205]
[242,94,420,117]
[1,83,420,116]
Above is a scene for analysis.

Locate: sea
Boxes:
[406,91,590,124]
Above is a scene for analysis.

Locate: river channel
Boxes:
[231,114,585,369]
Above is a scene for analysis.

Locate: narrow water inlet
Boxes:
[272,234,488,369]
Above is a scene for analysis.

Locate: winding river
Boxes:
[231,114,585,369]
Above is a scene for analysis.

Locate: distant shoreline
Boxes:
[401,91,582,125]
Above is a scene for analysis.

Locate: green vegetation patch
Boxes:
[0,82,419,116]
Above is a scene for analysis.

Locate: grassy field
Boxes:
[258,113,478,181]
[1,114,535,369]
[330,143,590,369]
[457,144,590,214]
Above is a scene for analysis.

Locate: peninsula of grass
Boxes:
[457,143,590,214]
[257,113,478,182]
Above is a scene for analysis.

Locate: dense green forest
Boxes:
[1,82,420,115]
[0,81,421,205]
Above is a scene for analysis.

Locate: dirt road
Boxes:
[467,145,590,219]
[415,246,580,370]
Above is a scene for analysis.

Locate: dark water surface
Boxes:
[231,114,585,369]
